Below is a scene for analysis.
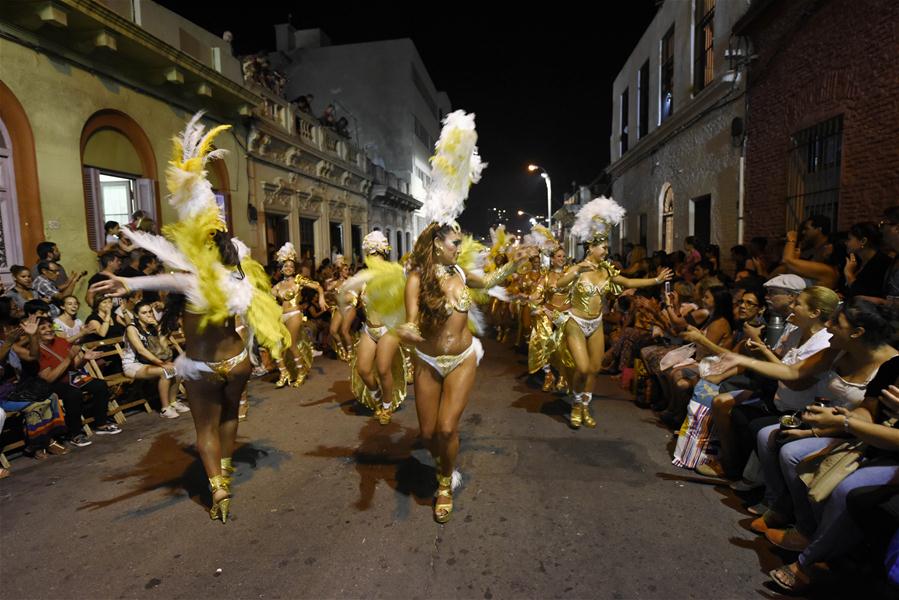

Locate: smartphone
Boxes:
[663,281,672,296]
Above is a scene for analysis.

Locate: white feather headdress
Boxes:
[275,242,297,264]
[362,230,391,256]
[523,224,559,254]
[420,110,486,226]
[571,196,626,243]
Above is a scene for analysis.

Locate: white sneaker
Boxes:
[160,406,180,419]
[171,400,191,413]
[312,349,323,357]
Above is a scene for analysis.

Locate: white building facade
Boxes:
[608,0,751,261]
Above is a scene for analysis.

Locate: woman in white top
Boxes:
[53,296,85,343]
[122,300,188,419]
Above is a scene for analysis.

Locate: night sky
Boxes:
[157,2,659,236]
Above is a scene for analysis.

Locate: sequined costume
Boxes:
[272,273,320,387]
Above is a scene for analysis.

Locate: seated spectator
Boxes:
[85,251,124,308]
[138,254,161,304]
[0,314,68,460]
[693,259,723,297]
[33,260,84,317]
[730,245,751,275]
[122,301,187,419]
[115,292,141,330]
[81,296,124,344]
[53,296,85,343]
[602,294,654,376]
[754,303,899,592]
[5,265,35,311]
[844,221,891,300]
[658,286,734,427]
[36,318,121,445]
[23,299,52,319]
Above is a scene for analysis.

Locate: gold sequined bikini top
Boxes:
[440,265,472,314]
[546,269,573,295]
[278,275,316,308]
[569,261,622,316]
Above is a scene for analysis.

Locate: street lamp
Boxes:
[527,164,552,231]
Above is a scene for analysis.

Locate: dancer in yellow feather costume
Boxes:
[271,242,327,388]
[90,113,289,523]
[339,231,410,425]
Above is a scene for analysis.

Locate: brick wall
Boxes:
[742,0,899,239]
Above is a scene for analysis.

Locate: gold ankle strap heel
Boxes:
[209,475,232,523]
[434,473,453,524]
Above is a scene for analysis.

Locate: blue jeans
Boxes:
[757,425,835,517]
[799,462,899,567]
[775,433,842,535]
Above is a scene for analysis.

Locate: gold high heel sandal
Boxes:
[570,402,583,429]
[209,475,232,523]
[434,473,453,524]
[274,361,290,388]
[221,458,236,485]
[376,406,392,426]
[542,371,556,392]
[582,403,596,428]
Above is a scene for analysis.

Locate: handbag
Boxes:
[796,439,866,502]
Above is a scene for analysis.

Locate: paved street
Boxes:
[1,340,828,599]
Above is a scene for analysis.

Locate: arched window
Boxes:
[80,110,158,250]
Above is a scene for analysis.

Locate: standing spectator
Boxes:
[33,261,84,317]
[797,215,833,262]
[680,236,702,282]
[104,221,121,248]
[5,265,35,311]
[844,221,891,299]
[117,249,144,279]
[31,241,69,285]
[748,237,770,278]
[138,254,161,304]
[137,218,156,234]
[320,103,336,127]
[782,226,841,288]
[86,252,123,307]
[53,296,85,343]
[127,210,146,232]
[37,318,121,445]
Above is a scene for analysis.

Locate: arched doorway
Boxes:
[659,184,675,253]
[0,81,42,271]
[0,118,24,285]
[80,110,158,250]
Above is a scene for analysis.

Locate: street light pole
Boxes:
[527,164,552,231]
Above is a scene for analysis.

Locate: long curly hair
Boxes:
[409,222,456,333]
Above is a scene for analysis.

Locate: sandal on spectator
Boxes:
[0,467,10,479]
[746,502,768,516]
[48,440,69,456]
[769,562,811,593]
[765,527,810,551]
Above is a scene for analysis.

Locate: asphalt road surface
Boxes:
[1,339,855,599]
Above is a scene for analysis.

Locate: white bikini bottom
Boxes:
[175,348,249,381]
[364,323,389,342]
[567,313,603,338]
[415,338,484,379]
[281,309,304,322]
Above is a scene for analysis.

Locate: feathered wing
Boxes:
[360,256,407,329]
[420,110,486,225]
[458,236,487,272]
[120,228,194,273]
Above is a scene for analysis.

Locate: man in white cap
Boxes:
[762,273,807,348]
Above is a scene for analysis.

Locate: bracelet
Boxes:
[401,322,421,335]
[842,416,852,433]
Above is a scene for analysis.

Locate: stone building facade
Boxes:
[607,0,751,258]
